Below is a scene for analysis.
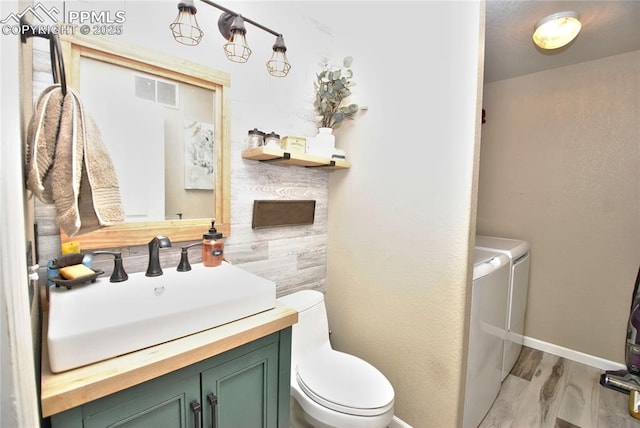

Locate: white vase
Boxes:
[308,127,335,158]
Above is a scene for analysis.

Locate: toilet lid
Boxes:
[296,350,394,417]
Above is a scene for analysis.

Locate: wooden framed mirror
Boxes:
[58,34,230,249]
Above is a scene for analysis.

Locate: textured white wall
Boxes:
[325,2,485,426]
[477,51,640,363]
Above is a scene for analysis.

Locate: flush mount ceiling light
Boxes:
[170,0,291,77]
[533,11,582,50]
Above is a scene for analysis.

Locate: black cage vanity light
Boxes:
[170,0,291,77]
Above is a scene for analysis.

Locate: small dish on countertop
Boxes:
[50,269,104,290]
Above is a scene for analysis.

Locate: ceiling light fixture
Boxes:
[170,0,291,77]
[533,11,582,50]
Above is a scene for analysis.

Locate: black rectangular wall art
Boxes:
[252,200,316,229]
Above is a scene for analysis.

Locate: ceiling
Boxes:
[484,0,640,83]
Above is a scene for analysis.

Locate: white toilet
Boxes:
[278,290,395,428]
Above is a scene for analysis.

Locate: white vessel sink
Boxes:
[47,262,276,373]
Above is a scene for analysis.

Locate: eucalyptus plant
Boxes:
[313,56,360,129]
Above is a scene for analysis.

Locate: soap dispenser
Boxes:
[202,220,224,267]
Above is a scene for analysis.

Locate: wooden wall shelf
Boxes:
[242,147,350,170]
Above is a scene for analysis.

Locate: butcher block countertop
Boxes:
[41,302,298,417]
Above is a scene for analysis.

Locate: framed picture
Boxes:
[184,120,215,190]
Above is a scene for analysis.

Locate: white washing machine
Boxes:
[476,235,531,381]
[463,249,510,428]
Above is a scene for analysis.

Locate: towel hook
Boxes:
[19,17,67,96]
[49,35,67,96]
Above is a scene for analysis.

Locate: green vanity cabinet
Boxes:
[50,329,292,428]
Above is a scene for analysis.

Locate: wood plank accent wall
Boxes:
[31,44,328,298]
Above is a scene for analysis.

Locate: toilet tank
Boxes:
[278,290,331,364]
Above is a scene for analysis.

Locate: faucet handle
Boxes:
[93,251,128,283]
[177,242,203,272]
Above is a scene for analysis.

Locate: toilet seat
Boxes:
[296,350,394,417]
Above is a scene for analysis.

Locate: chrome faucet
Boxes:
[146,235,172,277]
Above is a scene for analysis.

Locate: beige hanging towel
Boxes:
[25,84,125,237]
[25,84,64,204]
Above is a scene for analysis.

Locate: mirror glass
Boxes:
[59,35,231,249]
[80,57,214,222]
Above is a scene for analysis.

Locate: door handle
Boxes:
[207,392,218,428]
[190,399,202,428]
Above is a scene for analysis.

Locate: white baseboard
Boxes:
[523,336,626,372]
[389,415,413,428]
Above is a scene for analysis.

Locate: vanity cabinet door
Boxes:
[51,369,201,428]
[201,340,279,428]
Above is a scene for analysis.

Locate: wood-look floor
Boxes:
[479,347,640,428]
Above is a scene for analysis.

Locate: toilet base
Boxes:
[290,397,324,428]
[290,392,394,428]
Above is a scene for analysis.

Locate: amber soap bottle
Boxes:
[202,220,224,267]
